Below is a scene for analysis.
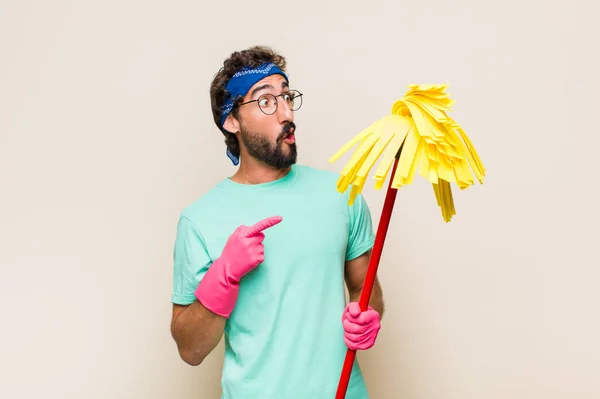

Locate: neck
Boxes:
[230,157,291,185]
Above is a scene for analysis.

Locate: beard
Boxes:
[238,121,297,169]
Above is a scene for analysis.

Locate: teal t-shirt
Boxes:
[171,164,376,399]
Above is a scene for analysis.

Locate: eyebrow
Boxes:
[249,81,290,98]
[250,83,273,98]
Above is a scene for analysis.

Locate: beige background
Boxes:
[1,0,598,398]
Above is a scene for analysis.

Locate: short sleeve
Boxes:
[171,215,212,305]
[345,192,376,261]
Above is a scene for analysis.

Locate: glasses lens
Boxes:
[258,94,277,115]
[288,90,302,111]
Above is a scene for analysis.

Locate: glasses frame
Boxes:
[236,89,303,115]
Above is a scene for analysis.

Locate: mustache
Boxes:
[277,122,296,141]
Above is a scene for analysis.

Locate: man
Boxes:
[170,45,384,399]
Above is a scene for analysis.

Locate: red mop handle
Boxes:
[335,157,400,399]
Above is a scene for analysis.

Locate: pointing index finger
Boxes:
[245,216,283,237]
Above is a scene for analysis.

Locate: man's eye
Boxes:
[259,98,270,107]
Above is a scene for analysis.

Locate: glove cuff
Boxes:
[194,257,239,318]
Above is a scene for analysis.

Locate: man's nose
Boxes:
[276,97,294,121]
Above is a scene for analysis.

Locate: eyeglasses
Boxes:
[237,89,303,115]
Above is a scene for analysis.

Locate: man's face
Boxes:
[226,74,297,169]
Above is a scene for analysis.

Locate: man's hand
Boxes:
[217,215,283,283]
[342,302,381,350]
[194,215,282,318]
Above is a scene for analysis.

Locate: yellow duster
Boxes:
[331,85,487,399]
[329,84,486,222]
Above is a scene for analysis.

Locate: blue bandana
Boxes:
[219,62,289,165]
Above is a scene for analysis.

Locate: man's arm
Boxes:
[344,249,384,318]
[169,215,282,366]
[170,301,225,366]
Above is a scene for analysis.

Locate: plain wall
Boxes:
[1,0,598,398]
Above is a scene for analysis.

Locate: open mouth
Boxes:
[282,128,295,144]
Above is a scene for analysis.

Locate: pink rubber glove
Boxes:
[194,216,282,318]
[342,302,381,350]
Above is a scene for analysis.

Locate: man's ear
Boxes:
[223,114,240,134]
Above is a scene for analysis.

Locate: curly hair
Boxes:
[209,45,288,162]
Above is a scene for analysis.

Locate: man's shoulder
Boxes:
[293,164,355,205]
[294,163,341,185]
[178,181,230,223]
